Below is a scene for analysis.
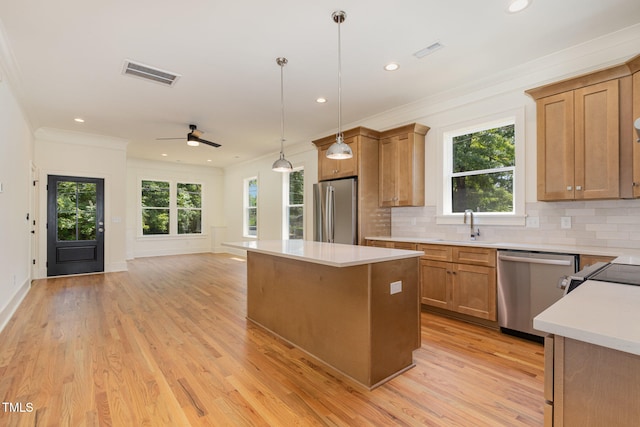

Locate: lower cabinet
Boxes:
[419,245,497,321]
[544,335,640,426]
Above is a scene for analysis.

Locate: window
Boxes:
[284,168,304,239]
[448,123,515,213]
[439,110,524,225]
[142,180,170,235]
[244,177,258,237]
[177,183,202,234]
[141,180,203,236]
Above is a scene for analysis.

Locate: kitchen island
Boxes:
[223,240,423,389]
[534,256,640,426]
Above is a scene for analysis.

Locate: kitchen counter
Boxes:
[533,279,640,356]
[365,235,640,258]
[223,239,424,267]
[222,240,422,389]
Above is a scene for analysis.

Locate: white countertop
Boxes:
[534,280,640,356]
[222,240,424,267]
[365,236,640,258]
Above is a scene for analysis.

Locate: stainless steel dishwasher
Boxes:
[497,250,578,341]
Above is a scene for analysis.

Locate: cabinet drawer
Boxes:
[392,241,417,250]
[453,246,496,267]
[418,244,452,262]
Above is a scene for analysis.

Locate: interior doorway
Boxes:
[47,175,105,276]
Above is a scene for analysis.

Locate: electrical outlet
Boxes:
[561,216,572,229]
[390,281,402,295]
[526,217,540,228]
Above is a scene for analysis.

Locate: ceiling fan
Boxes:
[157,124,221,147]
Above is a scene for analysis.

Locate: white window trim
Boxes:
[138,179,205,238]
[282,166,305,240]
[436,108,526,226]
[243,176,258,239]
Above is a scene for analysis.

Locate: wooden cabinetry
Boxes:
[313,127,390,244]
[632,57,640,197]
[526,54,640,201]
[378,123,428,207]
[365,239,417,250]
[530,80,621,200]
[418,244,497,321]
[544,335,640,426]
[317,137,358,180]
[579,254,615,270]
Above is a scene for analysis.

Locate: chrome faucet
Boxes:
[463,209,480,241]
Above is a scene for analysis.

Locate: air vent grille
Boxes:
[413,42,444,59]
[122,60,180,87]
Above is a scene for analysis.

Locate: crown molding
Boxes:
[35,127,128,151]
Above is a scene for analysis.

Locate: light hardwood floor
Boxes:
[0,253,544,426]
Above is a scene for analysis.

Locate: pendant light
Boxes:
[326,10,353,160]
[272,57,294,172]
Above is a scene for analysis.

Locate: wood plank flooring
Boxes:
[0,253,544,426]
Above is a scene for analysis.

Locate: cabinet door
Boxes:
[379,136,398,206]
[317,138,359,180]
[634,72,640,197]
[536,92,575,200]
[451,264,496,321]
[396,134,414,206]
[574,80,619,199]
[419,260,450,309]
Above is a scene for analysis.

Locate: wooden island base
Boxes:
[246,251,420,389]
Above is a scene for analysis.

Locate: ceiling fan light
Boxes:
[187,136,199,147]
[326,135,353,159]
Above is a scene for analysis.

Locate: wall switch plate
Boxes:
[526,217,540,228]
[390,281,402,295]
[561,216,572,229]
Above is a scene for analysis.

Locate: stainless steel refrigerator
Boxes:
[313,178,357,244]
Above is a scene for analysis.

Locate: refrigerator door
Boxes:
[313,178,357,244]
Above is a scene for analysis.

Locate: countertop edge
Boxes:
[222,241,423,267]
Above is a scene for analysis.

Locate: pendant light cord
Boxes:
[280,60,285,153]
[337,16,342,141]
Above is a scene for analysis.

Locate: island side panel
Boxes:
[247,252,371,385]
[369,257,420,385]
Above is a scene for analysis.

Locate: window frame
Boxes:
[282,167,305,240]
[141,179,171,236]
[139,179,205,237]
[436,108,525,226]
[243,176,258,238]
[176,182,203,235]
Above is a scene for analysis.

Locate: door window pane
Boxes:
[56,181,97,241]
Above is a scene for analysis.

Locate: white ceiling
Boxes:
[1,0,640,168]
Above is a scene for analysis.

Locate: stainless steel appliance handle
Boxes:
[498,254,572,266]
[326,185,334,243]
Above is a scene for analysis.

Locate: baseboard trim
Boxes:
[0,277,30,334]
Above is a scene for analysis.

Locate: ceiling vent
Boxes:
[413,42,444,59]
[122,60,181,87]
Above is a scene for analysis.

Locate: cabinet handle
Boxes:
[566,186,572,191]
[576,185,582,191]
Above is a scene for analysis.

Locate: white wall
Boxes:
[126,158,225,258]
[0,68,34,330]
[34,128,129,276]
[223,142,317,252]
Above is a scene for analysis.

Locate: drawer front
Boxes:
[418,244,453,262]
[453,246,496,267]
[392,242,417,250]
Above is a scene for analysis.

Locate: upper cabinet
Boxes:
[526,54,640,201]
[633,60,640,197]
[378,123,429,207]
[312,127,379,181]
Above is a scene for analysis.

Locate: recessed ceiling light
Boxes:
[74,117,85,123]
[507,0,531,13]
[316,97,327,103]
[207,159,212,162]
[384,63,399,71]
[161,153,168,157]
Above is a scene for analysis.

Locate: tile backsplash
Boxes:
[392,199,640,250]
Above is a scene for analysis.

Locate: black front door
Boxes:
[47,175,105,276]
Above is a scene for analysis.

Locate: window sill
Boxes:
[436,214,526,227]
[137,234,208,241]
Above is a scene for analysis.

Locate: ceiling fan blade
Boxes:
[191,129,203,138]
[196,137,221,147]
